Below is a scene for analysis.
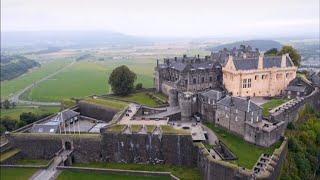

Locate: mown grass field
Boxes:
[0,168,38,180]
[1,60,70,99]
[24,59,155,102]
[205,123,282,169]
[57,170,170,180]
[0,106,60,120]
[72,162,201,180]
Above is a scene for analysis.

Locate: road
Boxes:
[9,61,75,106]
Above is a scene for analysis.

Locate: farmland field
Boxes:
[0,167,38,180]
[1,59,70,99]
[23,59,155,102]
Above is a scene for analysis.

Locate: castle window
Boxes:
[255,75,258,80]
[185,80,188,85]
[235,116,238,121]
[201,77,205,83]
[193,78,197,84]
[209,76,213,82]
[247,79,251,88]
[242,79,247,88]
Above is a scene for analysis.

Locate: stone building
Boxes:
[223,53,297,97]
[154,54,223,96]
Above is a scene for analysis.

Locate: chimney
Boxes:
[156,59,159,67]
[258,53,264,69]
[247,96,251,112]
[281,54,288,68]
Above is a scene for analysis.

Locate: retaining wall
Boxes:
[78,101,119,122]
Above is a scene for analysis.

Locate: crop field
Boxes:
[1,59,70,99]
[24,59,156,102]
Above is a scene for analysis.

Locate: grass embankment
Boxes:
[0,149,20,162]
[205,123,282,169]
[57,170,170,180]
[161,125,189,135]
[82,98,128,110]
[110,92,160,107]
[72,162,201,180]
[16,159,49,165]
[0,168,38,180]
[107,124,126,132]
[261,98,288,117]
[0,106,60,120]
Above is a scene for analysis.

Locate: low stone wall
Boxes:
[101,132,197,166]
[0,151,23,165]
[78,101,119,122]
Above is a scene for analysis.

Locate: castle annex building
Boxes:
[223,54,297,97]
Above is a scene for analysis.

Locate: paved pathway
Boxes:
[201,124,219,145]
[29,150,72,180]
[10,61,75,106]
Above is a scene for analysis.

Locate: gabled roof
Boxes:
[285,85,306,92]
[217,96,261,112]
[51,110,79,123]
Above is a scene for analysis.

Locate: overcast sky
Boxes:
[1,0,319,38]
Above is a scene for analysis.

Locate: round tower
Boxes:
[168,89,178,107]
[178,92,193,121]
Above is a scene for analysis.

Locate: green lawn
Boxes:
[82,98,128,110]
[0,168,38,180]
[204,123,282,169]
[0,106,60,120]
[1,60,70,99]
[261,98,288,117]
[72,162,201,180]
[110,92,159,107]
[57,170,170,180]
[24,60,155,102]
[16,159,49,166]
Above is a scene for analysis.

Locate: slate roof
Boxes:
[201,90,223,101]
[31,124,59,133]
[217,96,261,112]
[285,85,306,92]
[233,56,294,70]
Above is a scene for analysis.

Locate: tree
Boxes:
[3,99,10,109]
[264,48,278,56]
[108,65,137,96]
[0,117,17,131]
[278,45,301,67]
[20,112,38,124]
[135,83,143,90]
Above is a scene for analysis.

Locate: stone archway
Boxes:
[65,141,72,150]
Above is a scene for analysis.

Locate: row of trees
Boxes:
[265,45,301,67]
[280,105,320,180]
[1,55,40,81]
[0,112,52,134]
[0,100,16,109]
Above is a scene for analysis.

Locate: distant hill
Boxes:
[1,31,151,48]
[0,55,40,81]
[211,40,282,51]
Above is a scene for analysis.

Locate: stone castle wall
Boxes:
[101,132,197,166]
[78,101,119,122]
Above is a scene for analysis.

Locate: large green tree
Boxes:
[108,65,137,96]
[264,48,278,56]
[278,45,301,67]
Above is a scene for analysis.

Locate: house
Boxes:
[223,53,297,97]
[285,77,315,99]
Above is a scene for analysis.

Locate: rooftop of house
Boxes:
[200,89,224,101]
[232,55,294,70]
[217,96,261,112]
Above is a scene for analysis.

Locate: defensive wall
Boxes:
[77,101,119,122]
[270,87,320,123]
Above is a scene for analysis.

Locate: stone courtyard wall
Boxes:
[78,101,119,122]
